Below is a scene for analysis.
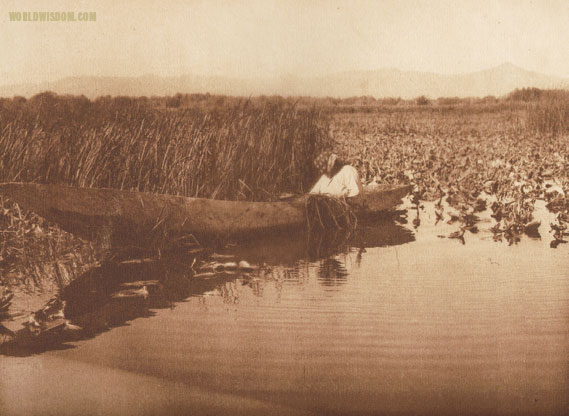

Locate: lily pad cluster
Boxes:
[332,111,569,246]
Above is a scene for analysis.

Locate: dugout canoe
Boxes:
[0,182,412,245]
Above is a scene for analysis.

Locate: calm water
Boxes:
[1,201,569,416]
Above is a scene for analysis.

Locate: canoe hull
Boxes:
[0,183,411,245]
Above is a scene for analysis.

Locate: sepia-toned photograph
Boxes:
[1,1,568,415]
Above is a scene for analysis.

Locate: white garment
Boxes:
[310,165,362,197]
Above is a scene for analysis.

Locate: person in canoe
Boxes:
[310,153,363,198]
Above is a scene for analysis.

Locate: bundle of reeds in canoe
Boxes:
[305,194,358,233]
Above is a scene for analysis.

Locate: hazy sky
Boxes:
[2,0,569,85]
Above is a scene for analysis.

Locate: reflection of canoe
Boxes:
[0,182,411,244]
[220,216,415,265]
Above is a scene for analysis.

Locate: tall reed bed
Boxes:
[0,94,330,201]
[527,97,569,136]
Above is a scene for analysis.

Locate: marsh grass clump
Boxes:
[0,197,97,292]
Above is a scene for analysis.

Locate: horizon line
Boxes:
[2,62,568,89]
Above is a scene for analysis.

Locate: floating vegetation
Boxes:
[331,103,569,247]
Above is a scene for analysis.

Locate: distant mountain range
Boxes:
[1,63,568,99]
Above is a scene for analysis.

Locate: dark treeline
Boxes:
[4,87,567,117]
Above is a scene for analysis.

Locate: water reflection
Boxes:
[0,259,229,356]
[223,213,414,264]
[1,215,414,356]
[317,257,349,287]
[63,260,194,334]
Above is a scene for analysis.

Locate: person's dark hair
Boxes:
[328,158,345,178]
